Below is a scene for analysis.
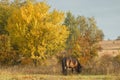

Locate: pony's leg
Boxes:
[64,67,67,75]
[62,66,67,75]
[62,68,64,74]
[62,66,65,74]
[75,65,81,73]
[71,68,74,73]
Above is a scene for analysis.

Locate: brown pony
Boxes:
[62,57,82,75]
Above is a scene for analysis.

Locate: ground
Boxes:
[0,74,120,80]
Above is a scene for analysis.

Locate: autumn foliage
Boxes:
[0,0,104,66]
[0,0,69,65]
[6,1,69,64]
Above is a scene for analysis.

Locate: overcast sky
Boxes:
[38,0,120,40]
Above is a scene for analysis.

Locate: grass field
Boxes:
[0,65,120,80]
[0,74,120,80]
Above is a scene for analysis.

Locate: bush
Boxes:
[82,54,120,75]
[112,55,120,74]
[0,35,20,66]
[113,54,120,63]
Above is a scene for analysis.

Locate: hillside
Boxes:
[98,40,120,57]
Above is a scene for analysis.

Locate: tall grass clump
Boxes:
[82,54,120,75]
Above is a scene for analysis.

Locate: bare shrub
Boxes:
[112,55,120,74]
[82,54,120,75]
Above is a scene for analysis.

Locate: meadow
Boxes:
[0,66,120,80]
[0,74,120,80]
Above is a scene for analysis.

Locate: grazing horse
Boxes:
[62,57,82,75]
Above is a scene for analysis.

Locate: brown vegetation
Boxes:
[98,40,120,57]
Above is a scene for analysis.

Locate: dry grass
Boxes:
[0,66,120,80]
[98,40,120,57]
[0,74,120,80]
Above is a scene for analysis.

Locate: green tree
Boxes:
[64,12,104,65]
[64,12,80,50]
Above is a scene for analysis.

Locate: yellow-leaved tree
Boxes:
[6,1,69,65]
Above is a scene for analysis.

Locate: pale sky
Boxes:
[38,0,120,40]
